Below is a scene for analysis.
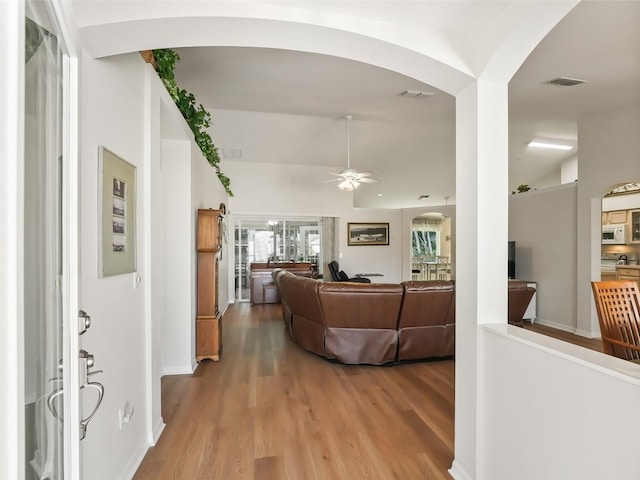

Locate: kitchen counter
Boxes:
[616,264,640,269]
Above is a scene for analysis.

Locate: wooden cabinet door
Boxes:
[607,210,628,224]
[196,316,221,362]
[196,209,223,362]
[197,209,221,251]
[631,210,640,243]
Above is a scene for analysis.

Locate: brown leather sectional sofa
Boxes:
[273,269,537,365]
[273,269,456,365]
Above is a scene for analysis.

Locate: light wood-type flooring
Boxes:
[133,304,603,480]
[134,303,455,480]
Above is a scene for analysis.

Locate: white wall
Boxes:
[480,325,640,480]
[77,51,231,479]
[576,105,640,336]
[78,52,149,480]
[531,166,561,189]
[338,209,403,283]
[223,160,404,283]
[561,154,578,184]
[508,183,577,332]
[160,139,193,374]
[602,192,640,211]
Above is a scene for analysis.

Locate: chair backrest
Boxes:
[591,280,640,361]
[508,281,535,325]
[327,261,341,281]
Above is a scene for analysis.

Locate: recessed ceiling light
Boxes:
[528,140,573,151]
[377,193,383,197]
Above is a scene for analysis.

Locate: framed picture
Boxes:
[98,146,136,277]
[347,222,389,246]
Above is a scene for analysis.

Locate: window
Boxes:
[234,216,322,301]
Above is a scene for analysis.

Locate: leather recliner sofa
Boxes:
[272,269,534,365]
[273,269,455,365]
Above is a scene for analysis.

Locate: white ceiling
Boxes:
[70,1,640,209]
[164,1,640,208]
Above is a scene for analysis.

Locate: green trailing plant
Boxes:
[152,49,232,196]
[512,184,532,194]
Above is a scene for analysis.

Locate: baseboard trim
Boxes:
[151,417,166,445]
[533,319,601,339]
[120,443,149,480]
[449,460,474,480]
[574,328,599,339]
[535,318,576,333]
[161,365,195,376]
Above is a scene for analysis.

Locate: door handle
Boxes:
[47,387,64,422]
[79,381,104,440]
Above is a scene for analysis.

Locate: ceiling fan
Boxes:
[323,115,379,191]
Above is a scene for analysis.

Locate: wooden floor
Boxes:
[521,321,603,353]
[134,303,456,480]
[133,305,604,480]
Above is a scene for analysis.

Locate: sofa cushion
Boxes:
[272,268,292,334]
[279,273,325,356]
[397,281,455,361]
[318,282,403,364]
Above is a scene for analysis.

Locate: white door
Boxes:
[23,1,88,478]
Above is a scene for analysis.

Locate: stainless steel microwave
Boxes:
[602,224,629,245]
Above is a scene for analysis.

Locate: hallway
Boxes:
[134,303,455,479]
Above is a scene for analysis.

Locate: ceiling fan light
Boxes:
[338,178,360,191]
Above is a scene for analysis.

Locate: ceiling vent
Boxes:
[220,148,243,159]
[402,90,435,98]
[543,77,588,87]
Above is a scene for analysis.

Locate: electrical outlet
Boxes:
[132,273,142,290]
[118,402,134,430]
[118,409,124,430]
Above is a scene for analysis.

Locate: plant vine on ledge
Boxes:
[152,49,233,196]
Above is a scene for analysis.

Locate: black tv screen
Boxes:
[508,241,516,279]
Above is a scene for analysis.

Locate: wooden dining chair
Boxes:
[435,255,450,280]
[591,280,640,362]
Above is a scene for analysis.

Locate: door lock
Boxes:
[78,310,91,335]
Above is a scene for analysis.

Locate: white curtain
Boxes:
[412,217,444,234]
[320,217,337,279]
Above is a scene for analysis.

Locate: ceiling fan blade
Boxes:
[319,178,342,183]
[328,171,346,177]
[358,177,380,183]
[355,171,378,178]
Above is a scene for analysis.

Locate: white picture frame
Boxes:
[98,146,136,277]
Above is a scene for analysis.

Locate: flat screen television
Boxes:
[508,241,516,279]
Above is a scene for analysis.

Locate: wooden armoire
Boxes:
[196,208,224,362]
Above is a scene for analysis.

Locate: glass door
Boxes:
[24,3,69,478]
[234,217,323,301]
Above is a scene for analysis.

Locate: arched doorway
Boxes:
[600,182,640,284]
[411,212,452,280]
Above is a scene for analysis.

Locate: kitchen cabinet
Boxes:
[616,266,640,290]
[631,209,640,243]
[603,210,628,224]
[196,209,223,362]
